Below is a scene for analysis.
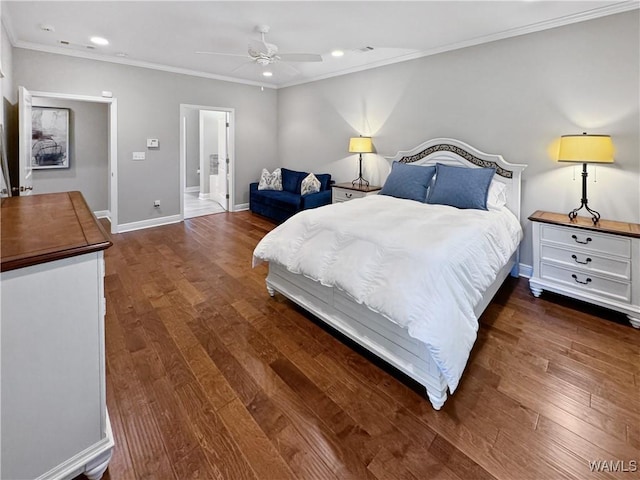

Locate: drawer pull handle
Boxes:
[571,254,592,265]
[345,193,353,198]
[571,274,592,285]
[571,234,592,245]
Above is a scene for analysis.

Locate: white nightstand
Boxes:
[528,210,640,328]
[332,183,381,204]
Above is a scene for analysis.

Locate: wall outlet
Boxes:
[153,200,161,207]
[132,152,145,160]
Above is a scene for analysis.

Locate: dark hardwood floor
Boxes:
[90,211,639,479]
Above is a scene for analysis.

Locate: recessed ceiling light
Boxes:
[262,71,273,77]
[331,50,344,57]
[90,36,109,46]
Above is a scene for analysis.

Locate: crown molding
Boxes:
[280,0,640,88]
[11,40,277,89]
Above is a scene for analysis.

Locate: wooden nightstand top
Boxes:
[333,182,382,193]
[528,210,640,239]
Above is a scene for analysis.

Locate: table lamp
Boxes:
[349,136,373,188]
[557,132,614,224]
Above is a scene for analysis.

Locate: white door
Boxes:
[217,115,229,210]
[17,86,34,195]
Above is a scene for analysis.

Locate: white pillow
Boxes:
[258,168,283,191]
[487,180,507,211]
[301,173,321,195]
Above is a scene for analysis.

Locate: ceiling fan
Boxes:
[196,25,323,71]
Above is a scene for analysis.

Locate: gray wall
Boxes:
[12,49,278,224]
[32,98,108,211]
[277,11,640,268]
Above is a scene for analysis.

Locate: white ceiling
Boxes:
[3,1,637,88]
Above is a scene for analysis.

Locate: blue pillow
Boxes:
[427,163,495,210]
[380,162,436,202]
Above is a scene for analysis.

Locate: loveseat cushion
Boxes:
[315,173,332,191]
[281,168,307,194]
[251,188,302,211]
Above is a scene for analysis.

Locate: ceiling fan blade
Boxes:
[195,51,248,58]
[278,53,323,63]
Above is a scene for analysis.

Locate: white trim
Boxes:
[185,186,199,193]
[93,210,110,220]
[519,263,533,279]
[235,203,249,212]
[198,192,211,200]
[12,41,276,89]
[117,214,182,233]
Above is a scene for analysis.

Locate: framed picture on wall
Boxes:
[31,107,70,169]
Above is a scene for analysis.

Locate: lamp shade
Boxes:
[557,134,614,163]
[349,136,373,154]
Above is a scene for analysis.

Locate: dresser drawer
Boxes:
[541,224,631,258]
[332,188,366,203]
[540,244,631,281]
[540,263,631,303]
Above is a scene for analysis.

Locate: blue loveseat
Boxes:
[250,168,332,223]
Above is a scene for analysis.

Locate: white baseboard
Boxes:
[93,210,111,220]
[234,203,249,212]
[185,186,199,193]
[198,192,211,200]
[117,214,182,233]
[519,263,533,279]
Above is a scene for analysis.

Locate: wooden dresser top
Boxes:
[1,191,112,272]
[528,210,640,239]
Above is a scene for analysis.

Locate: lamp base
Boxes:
[568,162,600,224]
[568,202,600,224]
[352,153,369,188]
[351,175,370,188]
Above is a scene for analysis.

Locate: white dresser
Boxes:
[1,192,114,480]
[332,182,381,203]
[529,210,640,328]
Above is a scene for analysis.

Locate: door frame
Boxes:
[179,104,235,219]
[25,90,118,233]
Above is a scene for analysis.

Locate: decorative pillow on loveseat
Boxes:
[258,168,283,191]
[301,173,321,195]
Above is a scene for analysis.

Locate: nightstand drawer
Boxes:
[540,244,631,281]
[540,263,631,303]
[541,224,631,258]
[332,188,366,203]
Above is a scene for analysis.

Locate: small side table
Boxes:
[332,183,381,204]
[528,210,640,328]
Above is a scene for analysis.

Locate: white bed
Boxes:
[253,138,526,409]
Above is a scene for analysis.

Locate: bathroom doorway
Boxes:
[179,104,234,219]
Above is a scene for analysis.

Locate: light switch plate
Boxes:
[147,138,159,148]
[132,152,145,160]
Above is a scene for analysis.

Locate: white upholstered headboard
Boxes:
[386,138,527,221]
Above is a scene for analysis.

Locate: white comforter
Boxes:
[253,195,522,392]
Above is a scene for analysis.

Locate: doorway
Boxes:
[17,87,118,233]
[180,104,234,220]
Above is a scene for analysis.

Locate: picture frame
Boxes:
[31,107,70,169]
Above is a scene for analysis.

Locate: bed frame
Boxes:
[265,138,526,409]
